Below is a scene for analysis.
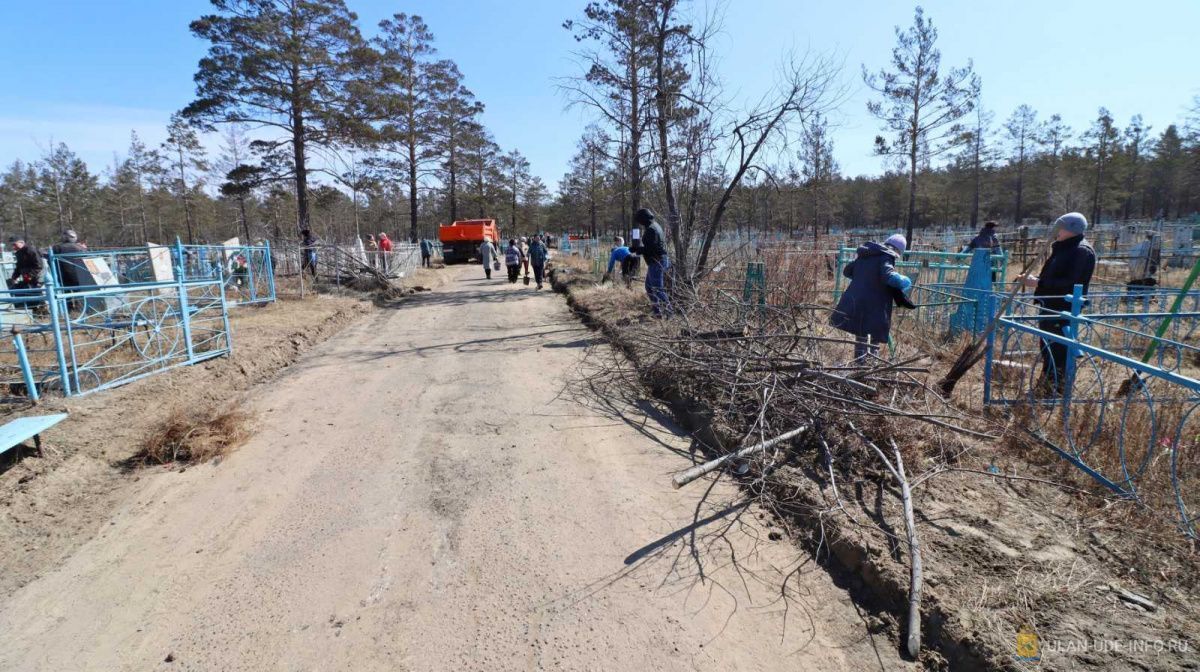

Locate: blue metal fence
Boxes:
[0,239,267,400]
[983,286,1199,539]
[46,240,276,307]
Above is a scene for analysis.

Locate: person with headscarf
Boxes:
[504,239,523,284]
[1017,212,1097,395]
[519,236,531,280]
[478,237,499,279]
[831,233,914,361]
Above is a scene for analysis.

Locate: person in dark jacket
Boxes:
[831,234,913,361]
[50,230,93,286]
[50,230,95,313]
[966,221,1002,283]
[528,235,549,289]
[7,237,44,290]
[504,239,523,283]
[636,208,670,316]
[965,221,1002,253]
[1018,212,1097,394]
[300,229,318,278]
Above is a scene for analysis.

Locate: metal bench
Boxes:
[0,413,68,455]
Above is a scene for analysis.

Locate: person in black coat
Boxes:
[965,221,1002,254]
[831,234,913,361]
[50,230,92,287]
[1018,212,1097,394]
[7,237,44,290]
[636,208,671,316]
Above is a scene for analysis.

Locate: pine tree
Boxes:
[1084,107,1120,225]
[565,1,656,219]
[431,61,484,224]
[370,13,444,242]
[1004,104,1040,225]
[799,113,839,237]
[501,150,531,232]
[864,6,979,245]
[162,114,209,243]
[1121,115,1151,220]
[184,0,368,236]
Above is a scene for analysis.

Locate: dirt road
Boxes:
[0,266,905,671]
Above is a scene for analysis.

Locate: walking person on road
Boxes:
[479,238,498,279]
[1017,212,1097,395]
[830,234,913,361]
[528,235,549,290]
[519,237,531,281]
[636,208,670,317]
[504,239,523,284]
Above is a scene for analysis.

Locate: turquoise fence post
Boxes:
[742,261,767,320]
[43,254,71,397]
[264,241,276,302]
[1063,284,1085,408]
[246,244,257,303]
[13,333,39,402]
[176,239,196,362]
[833,248,849,300]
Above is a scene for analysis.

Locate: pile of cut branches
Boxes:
[589,269,995,659]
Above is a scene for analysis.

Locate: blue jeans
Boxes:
[645,258,671,316]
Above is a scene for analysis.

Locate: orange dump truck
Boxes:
[439,219,501,264]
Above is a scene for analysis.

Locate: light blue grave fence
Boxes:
[982,287,1199,539]
[0,241,275,400]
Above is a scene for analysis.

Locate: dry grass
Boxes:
[128,404,254,466]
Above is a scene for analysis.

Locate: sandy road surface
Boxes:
[0,266,905,671]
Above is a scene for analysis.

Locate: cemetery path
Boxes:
[0,265,907,671]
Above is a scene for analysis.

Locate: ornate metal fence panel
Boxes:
[51,279,231,395]
[984,286,1199,539]
[45,241,276,308]
[1,241,246,400]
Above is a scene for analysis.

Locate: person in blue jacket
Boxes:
[603,236,640,287]
[831,233,913,361]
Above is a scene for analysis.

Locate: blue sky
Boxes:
[0,0,1197,189]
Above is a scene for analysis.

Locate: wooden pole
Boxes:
[672,426,807,489]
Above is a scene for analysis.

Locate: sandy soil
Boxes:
[0,292,374,598]
[0,265,908,671]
